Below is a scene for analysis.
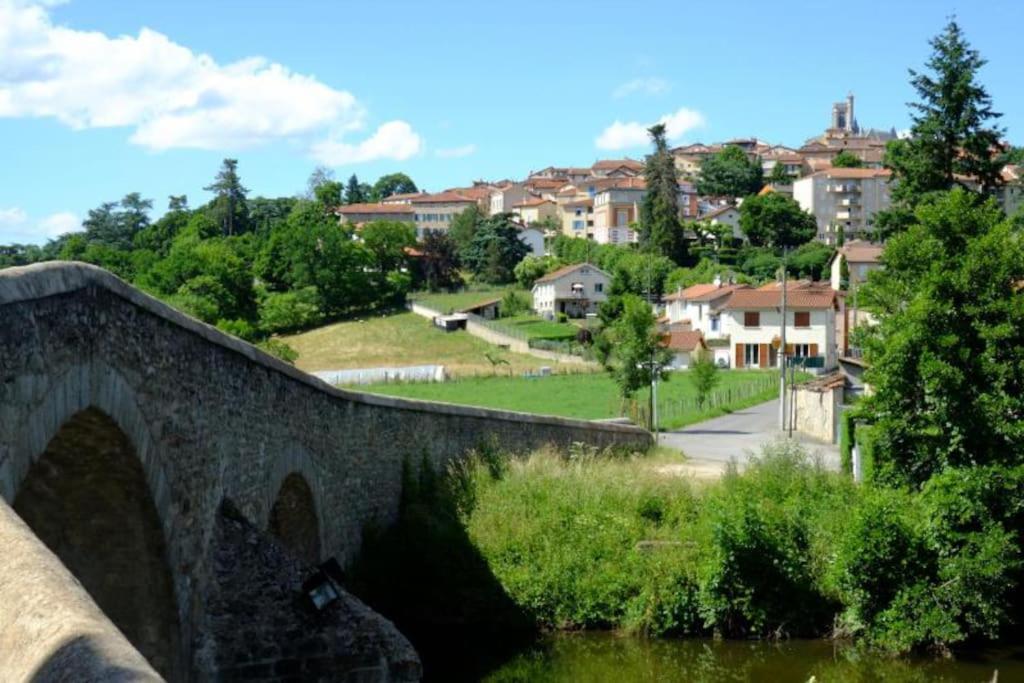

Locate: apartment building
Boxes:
[336,203,415,226]
[409,191,477,238]
[511,197,558,227]
[792,168,892,244]
[591,177,646,244]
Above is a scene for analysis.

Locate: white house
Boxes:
[700,205,743,241]
[719,284,838,370]
[828,240,884,355]
[663,280,748,367]
[532,263,610,319]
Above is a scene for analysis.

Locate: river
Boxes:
[423,632,1023,682]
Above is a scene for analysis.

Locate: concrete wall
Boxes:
[793,382,842,443]
[0,263,649,680]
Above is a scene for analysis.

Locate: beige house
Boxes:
[532,263,610,319]
[792,168,892,244]
[592,177,646,244]
[558,195,595,239]
[408,191,477,238]
[336,203,415,226]
[489,183,534,215]
[512,197,558,227]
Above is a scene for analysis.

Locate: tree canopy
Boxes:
[460,214,530,284]
[738,192,818,247]
[639,123,687,264]
[697,145,764,199]
[831,150,864,168]
[373,173,418,199]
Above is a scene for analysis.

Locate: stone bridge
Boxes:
[0,263,650,682]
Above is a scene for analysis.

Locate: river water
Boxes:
[433,633,1023,682]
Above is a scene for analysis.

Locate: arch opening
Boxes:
[13,407,182,680]
[269,473,321,565]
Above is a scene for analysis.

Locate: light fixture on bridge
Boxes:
[302,557,345,612]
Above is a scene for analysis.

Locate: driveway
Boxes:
[657,399,841,476]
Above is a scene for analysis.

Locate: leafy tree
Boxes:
[690,351,720,409]
[361,220,416,297]
[640,123,687,263]
[420,231,463,291]
[831,150,864,168]
[305,166,335,197]
[204,159,250,236]
[768,162,794,185]
[739,192,818,247]
[247,197,297,238]
[314,181,344,208]
[373,173,418,199]
[697,145,764,199]
[135,196,189,255]
[787,241,834,280]
[449,204,483,252]
[884,19,1004,211]
[461,213,529,284]
[859,189,1024,487]
[345,174,371,204]
[499,290,530,318]
[597,294,673,425]
[513,254,559,288]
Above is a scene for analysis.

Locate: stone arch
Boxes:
[268,472,322,565]
[13,406,183,681]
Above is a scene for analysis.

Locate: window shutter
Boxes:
[759,344,769,368]
[810,343,819,357]
[735,344,744,368]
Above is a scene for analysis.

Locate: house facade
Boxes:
[336,203,415,226]
[532,263,610,319]
[720,285,838,370]
[792,168,892,244]
[410,191,477,238]
[592,178,645,244]
[663,329,707,370]
[664,280,748,367]
[489,183,533,215]
[511,197,558,227]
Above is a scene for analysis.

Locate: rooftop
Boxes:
[534,262,610,284]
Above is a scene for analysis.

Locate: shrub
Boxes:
[258,286,322,333]
[256,338,298,364]
[556,312,569,324]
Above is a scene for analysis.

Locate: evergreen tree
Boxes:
[345,174,370,204]
[885,19,1004,207]
[204,159,250,236]
[640,123,688,264]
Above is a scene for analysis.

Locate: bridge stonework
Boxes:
[0,263,650,681]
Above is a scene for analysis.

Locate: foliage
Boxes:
[831,150,864,168]
[597,294,673,403]
[256,338,299,364]
[448,204,483,252]
[204,158,250,236]
[768,162,794,185]
[419,231,464,292]
[344,173,372,204]
[787,240,834,280]
[372,172,418,199]
[859,189,1024,486]
[689,352,719,410]
[739,192,818,247]
[499,290,530,318]
[460,213,530,284]
[696,145,764,199]
[257,286,322,334]
[882,18,1005,229]
[639,123,688,264]
[513,254,560,288]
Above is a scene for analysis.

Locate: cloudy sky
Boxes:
[3,0,1023,243]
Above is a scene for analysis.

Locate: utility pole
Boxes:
[778,252,788,431]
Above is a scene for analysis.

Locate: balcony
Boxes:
[840,197,859,207]
[827,183,861,193]
[836,210,854,220]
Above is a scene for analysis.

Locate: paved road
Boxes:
[658,399,841,473]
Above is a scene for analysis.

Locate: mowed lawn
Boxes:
[413,286,517,313]
[362,370,782,427]
[280,312,573,377]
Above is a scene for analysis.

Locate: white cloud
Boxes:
[0,1,422,162]
[0,206,80,243]
[612,77,670,99]
[310,120,422,165]
[435,144,477,159]
[595,107,705,151]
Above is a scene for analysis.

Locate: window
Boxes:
[572,220,584,230]
[744,344,760,367]
[595,283,604,293]
[615,209,629,227]
[794,311,810,328]
[710,316,720,332]
[575,208,583,216]
[744,311,760,327]
[793,343,810,358]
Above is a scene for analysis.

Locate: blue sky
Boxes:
[2,0,1023,243]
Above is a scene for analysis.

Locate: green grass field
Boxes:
[413,286,522,314]
[280,311,584,377]
[362,370,786,429]
[488,315,580,341]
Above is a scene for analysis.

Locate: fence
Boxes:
[629,372,780,429]
[313,365,446,386]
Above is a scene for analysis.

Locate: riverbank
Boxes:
[346,443,1024,680]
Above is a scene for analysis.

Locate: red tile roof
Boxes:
[664,282,747,302]
[837,240,884,264]
[337,203,414,215]
[593,158,644,171]
[409,191,477,204]
[722,288,836,310]
[810,168,892,180]
[513,197,555,208]
[662,329,706,352]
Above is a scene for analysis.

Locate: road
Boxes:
[658,399,841,475]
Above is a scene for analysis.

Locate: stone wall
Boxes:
[792,373,844,444]
[0,263,650,680]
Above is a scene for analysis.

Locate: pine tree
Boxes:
[345,174,369,204]
[204,159,250,236]
[640,123,687,264]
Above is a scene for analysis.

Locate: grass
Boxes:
[363,369,785,427]
[413,285,525,314]
[280,311,580,377]
[496,315,580,341]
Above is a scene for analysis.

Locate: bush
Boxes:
[556,312,568,323]
[258,286,322,333]
[256,338,298,364]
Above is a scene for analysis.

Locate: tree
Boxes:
[859,189,1024,486]
[831,151,864,168]
[690,351,720,410]
[885,19,1004,209]
[204,159,250,236]
[305,166,334,197]
[597,294,673,426]
[135,195,189,255]
[640,123,687,263]
[345,174,372,204]
[788,241,834,280]
[449,204,483,252]
[373,173,418,199]
[697,145,764,199]
[420,231,463,291]
[513,254,559,288]
[768,163,794,185]
[739,192,818,247]
[361,220,416,276]
[461,214,529,284]
[81,194,152,251]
